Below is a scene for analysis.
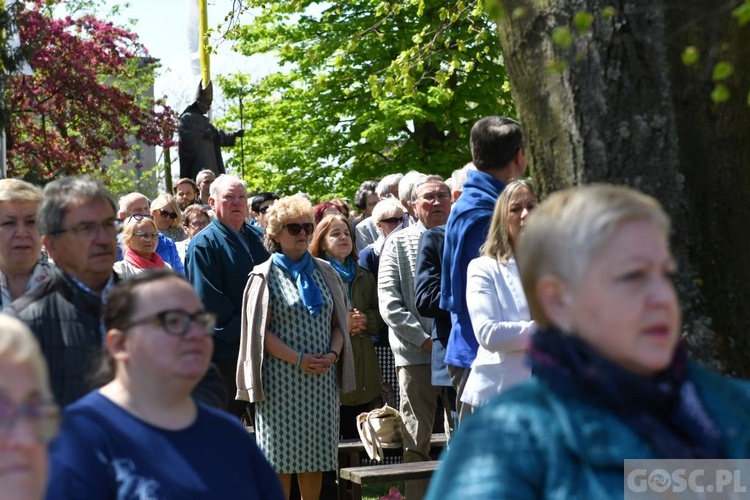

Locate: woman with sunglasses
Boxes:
[309,214,384,439]
[0,313,59,500]
[114,215,170,280]
[147,194,185,275]
[237,195,355,500]
[47,270,284,499]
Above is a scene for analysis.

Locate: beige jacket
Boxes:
[235,257,356,402]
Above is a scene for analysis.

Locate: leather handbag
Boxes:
[356,404,403,461]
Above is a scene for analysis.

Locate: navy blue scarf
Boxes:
[530,327,722,459]
[272,252,323,316]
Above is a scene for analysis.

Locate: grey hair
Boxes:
[38,177,116,236]
[398,171,426,204]
[195,169,216,185]
[209,174,247,200]
[376,173,403,198]
[410,175,445,202]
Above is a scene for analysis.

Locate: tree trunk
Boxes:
[495,0,750,375]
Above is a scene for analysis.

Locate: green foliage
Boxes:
[711,84,731,104]
[219,0,514,199]
[681,46,700,66]
[552,26,573,48]
[733,0,750,26]
[712,61,733,81]
[573,11,594,34]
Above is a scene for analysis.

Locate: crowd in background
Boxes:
[1,114,749,500]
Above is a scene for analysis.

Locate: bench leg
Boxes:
[351,483,363,500]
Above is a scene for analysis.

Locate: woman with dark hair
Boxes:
[47,270,283,499]
[237,195,355,500]
[428,185,750,498]
[309,213,384,438]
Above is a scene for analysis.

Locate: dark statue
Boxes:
[178,81,244,181]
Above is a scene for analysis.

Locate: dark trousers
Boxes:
[214,358,250,419]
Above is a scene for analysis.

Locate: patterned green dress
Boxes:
[255,264,339,473]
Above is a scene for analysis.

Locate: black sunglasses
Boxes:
[379,217,402,225]
[258,206,271,215]
[128,213,154,222]
[283,223,314,236]
[158,209,178,220]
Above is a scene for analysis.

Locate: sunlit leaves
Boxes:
[6,0,178,179]
[732,0,750,26]
[712,61,733,81]
[552,26,573,48]
[681,46,700,66]
[221,0,514,198]
[711,84,730,103]
[573,11,594,34]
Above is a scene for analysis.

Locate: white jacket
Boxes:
[462,255,534,407]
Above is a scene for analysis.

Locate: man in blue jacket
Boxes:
[440,116,527,422]
[185,174,270,418]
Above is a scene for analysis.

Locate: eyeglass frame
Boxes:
[282,223,314,236]
[133,231,158,241]
[47,218,123,239]
[378,216,403,225]
[0,397,60,444]
[126,214,154,223]
[123,309,217,337]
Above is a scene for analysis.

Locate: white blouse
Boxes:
[462,255,534,407]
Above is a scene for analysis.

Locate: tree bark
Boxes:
[495,0,750,374]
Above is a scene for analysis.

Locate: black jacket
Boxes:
[8,267,110,407]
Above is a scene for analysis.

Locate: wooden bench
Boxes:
[340,461,440,500]
[337,433,447,499]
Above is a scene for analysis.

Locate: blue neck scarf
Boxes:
[325,255,356,284]
[272,252,324,316]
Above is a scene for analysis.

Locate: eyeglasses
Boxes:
[419,192,451,202]
[134,232,158,240]
[379,217,402,225]
[158,210,178,220]
[49,218,123,239]
[283,223,314,236]
[127,214,153,222]
[187,219,209,229]
[124,309,217,336]
[0,397,60,443]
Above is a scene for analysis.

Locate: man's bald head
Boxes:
[118,192,150,219]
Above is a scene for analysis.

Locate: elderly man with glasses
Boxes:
[7,177,122,407]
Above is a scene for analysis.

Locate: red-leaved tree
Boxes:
[5,0,176,180]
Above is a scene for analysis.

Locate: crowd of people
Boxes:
[0,113,748,500]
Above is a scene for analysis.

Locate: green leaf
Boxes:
[511,7,527,20]
[681,46,700,66]
[732,1,750,26]
[712,61,733,82]
[601,6,618,18]
[711,84,730,104]
[573,11,594,34]
[552,27,573,49]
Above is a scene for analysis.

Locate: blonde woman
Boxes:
[0,313,59,500]
[150,193,186,243]
[0,179,52,308]
[429,185,750,498]
[113,215,170,280]
[462,179,537,409]
[146,194,184,274]
[237,195,354,500]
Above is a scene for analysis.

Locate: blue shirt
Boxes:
[441,170,505,368]
[47,391,284,500]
